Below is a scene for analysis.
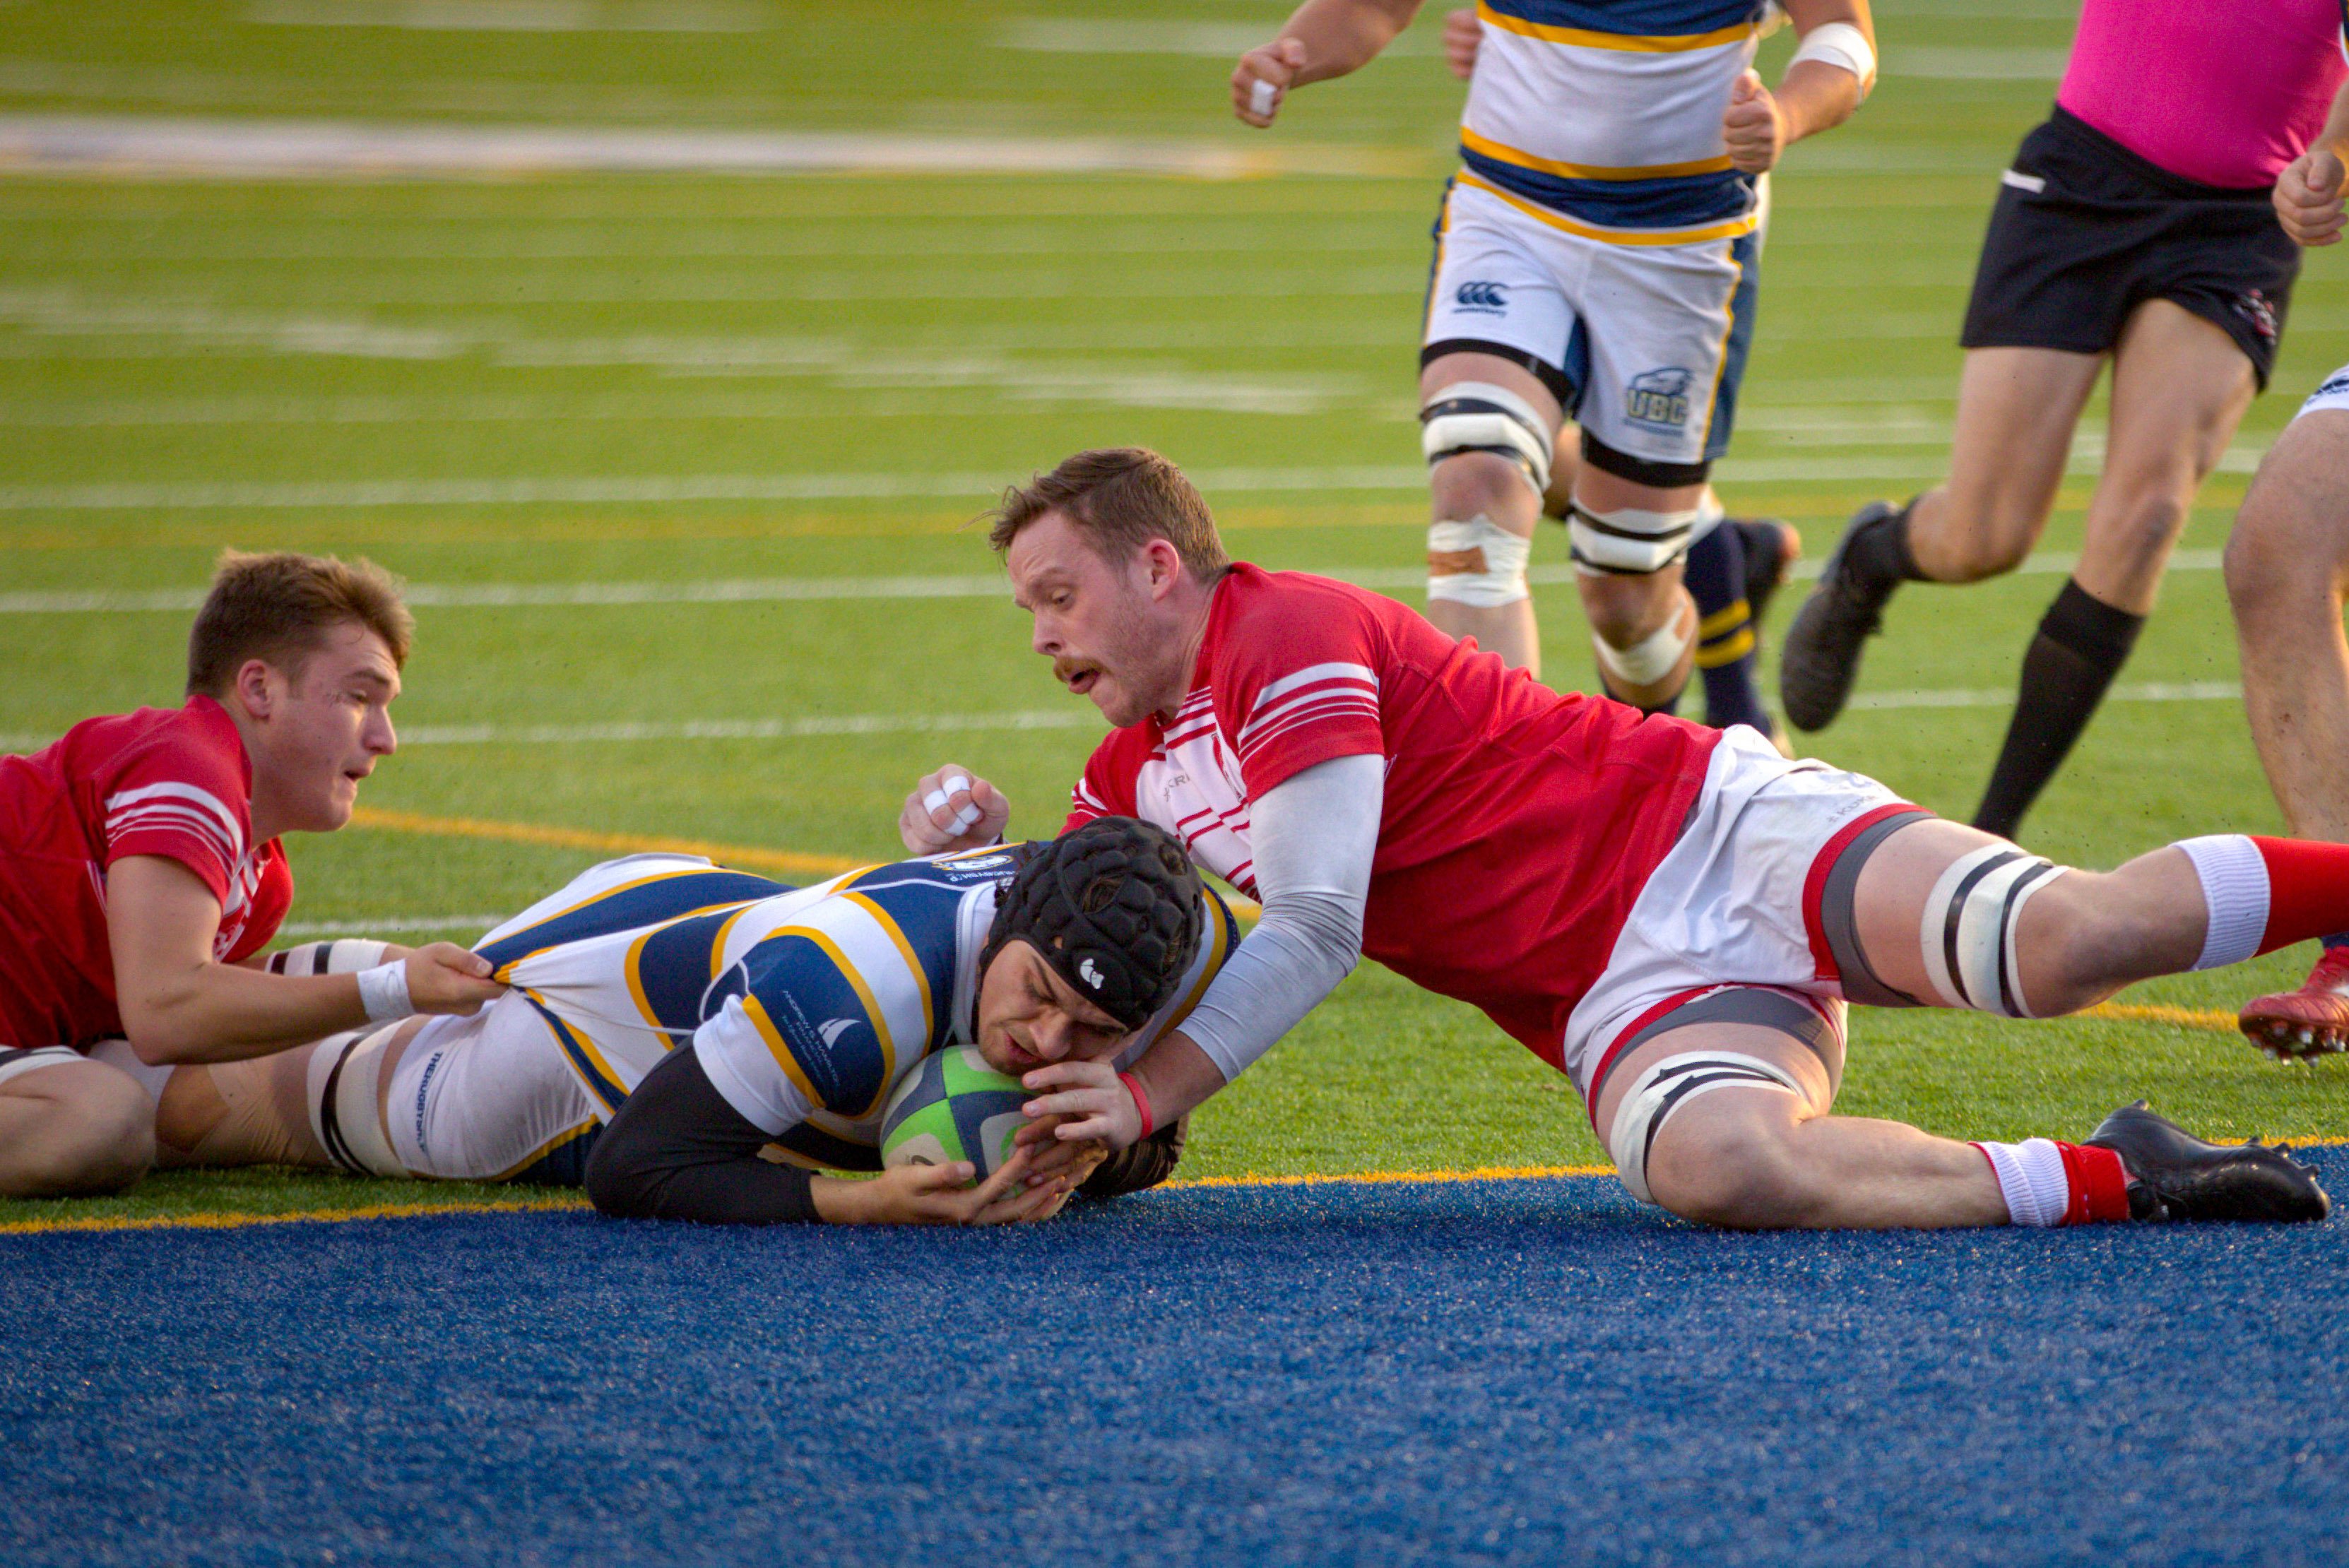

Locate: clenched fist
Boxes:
[899,764,1011,856]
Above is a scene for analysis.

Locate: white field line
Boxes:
[0,444,2268,509]
[995,19,1438,57]
[247,1,768,32]
[280,914,509,936]
[0,682,2242,761]
[0,289,1353,413]
[0,551,2230,616]
[0,114,1413,181]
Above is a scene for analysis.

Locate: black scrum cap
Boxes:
[979,817,1205,1030]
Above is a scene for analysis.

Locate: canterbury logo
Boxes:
[817,1018,856,1047]
[1079,958,1104,990]
[1454,280,1508,310]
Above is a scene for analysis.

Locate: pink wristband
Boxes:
[1118,1071,1155,1139]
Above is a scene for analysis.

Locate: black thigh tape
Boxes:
[1819,808,1936,1008]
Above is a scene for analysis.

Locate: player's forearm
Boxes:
[1274,0,1425,85]
[1773,57,1864,147]
[121,966,372,1065]
[586,1047,824,1224]
[1125,1031,1233,1129]
[2319,78,2349,163]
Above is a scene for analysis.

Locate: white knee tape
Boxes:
[1592,609,1693,689]
[1917,845,2062,1017]
[1568,503,1702,575]
[1422,381,1554,496]
[1607,1052,1805,1205]
[306,1023,406,1177]
[1427,516,1533,607]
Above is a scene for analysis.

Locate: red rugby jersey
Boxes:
[0,696,292,1047]
[1062,564,1720,1067]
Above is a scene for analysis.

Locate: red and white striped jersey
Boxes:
[0,696,292,1047]
[1063,564,1723,1067]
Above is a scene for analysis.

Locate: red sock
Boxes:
[2057,1141,2133,1225]
[2252,838,2349,955]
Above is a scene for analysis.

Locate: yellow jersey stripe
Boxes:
[487,869,709,981]
[1459,125,1733,182]
[492,1120,598,1182]
[708,906,750,979]
[845,891,934,1048]
[767,923,898,1119]
[1477,1,1752,54]
[1457,170,1758,246]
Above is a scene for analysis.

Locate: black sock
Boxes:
[1844,499,1926,594]
[1972,578,2143,840]
[1683,523,1771,733]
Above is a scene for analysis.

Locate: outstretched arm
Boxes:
[1722,0,1876,174]
[1232,0,1426,126]
[1021,752,1383,1147]
[107,855,502,1065]
[586,1047,1072,1225]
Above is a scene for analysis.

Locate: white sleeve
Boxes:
[1174,752,1381,1082]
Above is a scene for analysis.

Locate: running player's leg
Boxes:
[0,1050,153,1197]
[2227,383,2349,1050]
[1419,184,1573,675]
[1566,230,1760,712]
[1971,300,2256,838]
[1780,347,2099,732]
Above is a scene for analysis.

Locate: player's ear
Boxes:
[1141,537,1185,599]
[231,657,277,720]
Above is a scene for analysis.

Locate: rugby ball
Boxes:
[879,1045,1029,1185]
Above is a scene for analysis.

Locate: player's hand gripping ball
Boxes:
[880,1046,1031,1186]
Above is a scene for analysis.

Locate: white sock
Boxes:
[1975,1137,2070,1227]
[2177,834,2269,970]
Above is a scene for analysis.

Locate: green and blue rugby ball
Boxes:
[879,1045,1030,1185]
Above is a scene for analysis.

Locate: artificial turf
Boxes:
[1,0,2347,1228]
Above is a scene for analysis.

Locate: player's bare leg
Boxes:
[1600,816,2336,1229]
[152,1043,333,1169]
[1420,352,1560,675]
[2228,406,2349,1052]
[1970,301,2256,836]
[1780,346,2100,731]
[0,1055,153,1196]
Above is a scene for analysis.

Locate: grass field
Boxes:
[3,0,2347,1231]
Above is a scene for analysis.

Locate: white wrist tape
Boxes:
[1791,20,1875,98]
[1592,608,1693,689]
[1426,516,1532,608]
[355,961,414,1023]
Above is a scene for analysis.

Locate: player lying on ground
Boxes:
[1780,0,2348,839]
[2227,75,2349,1051]
[1424,4,1804,742]
[909,449,2331,1231]
[162,819,1239,1225]
[0,551,501,1200]
[1233,0,1868,733]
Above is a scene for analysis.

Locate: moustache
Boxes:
[1053,655,1102,683]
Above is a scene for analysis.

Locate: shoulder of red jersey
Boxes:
[1063,720,1154,832]
[1200,565,1390,798]
[89,697,260,905]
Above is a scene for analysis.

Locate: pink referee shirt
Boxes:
[2056,0,2348,189]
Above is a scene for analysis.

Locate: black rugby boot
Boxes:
[1732,517,1799,629]
[2085,1101,2331,1223]
[1778,500,1909,732]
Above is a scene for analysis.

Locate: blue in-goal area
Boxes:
[5,1161,2347,1568]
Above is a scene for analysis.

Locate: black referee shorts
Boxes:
[1960,107,2300,389]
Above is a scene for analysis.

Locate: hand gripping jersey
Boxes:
[0,697,292,1048]
[1458,0,1772,242]
[473,848,1238,1168]
[1063,565,1722,1070]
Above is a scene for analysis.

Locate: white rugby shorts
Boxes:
[2299,363,2349,422]
[1561,726,1912,1097]
[381,995,599,1181]
[1423,177,1763,472]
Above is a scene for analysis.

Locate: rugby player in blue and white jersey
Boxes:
[152,819,1239,1225]
[1233,0,1873,719]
